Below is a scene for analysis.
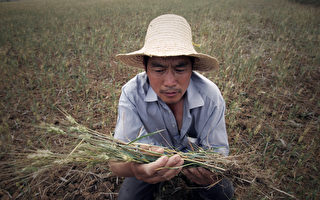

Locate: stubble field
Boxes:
[0,0,319,199]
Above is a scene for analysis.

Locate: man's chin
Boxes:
[161,96,182,105]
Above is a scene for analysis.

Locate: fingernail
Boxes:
[162,156,168,162]
[175,155,182,161]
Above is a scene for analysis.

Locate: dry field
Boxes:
[0,0,319,199]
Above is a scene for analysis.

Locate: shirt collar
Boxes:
[186,75,204,109]
[145,85,158,102]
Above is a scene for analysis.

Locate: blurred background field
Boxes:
[0,0,319,199]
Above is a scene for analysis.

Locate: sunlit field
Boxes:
[0,0,319,199]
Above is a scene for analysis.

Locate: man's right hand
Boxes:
[130,146,184,184]
[109,146,184,184]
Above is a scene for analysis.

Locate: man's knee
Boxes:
[199,178,234,200]
[118,177,158,200]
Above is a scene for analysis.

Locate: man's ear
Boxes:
[143,56,149,72]
[189,56,195,70]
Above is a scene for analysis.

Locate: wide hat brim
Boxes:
[116,50,219,72]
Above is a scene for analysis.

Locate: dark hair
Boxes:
[143,56,149,71]
[143,56,195,71]
[190,57,195,70]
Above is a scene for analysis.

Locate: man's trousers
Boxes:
[117,177,234,200]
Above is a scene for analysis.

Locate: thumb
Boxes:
[145,156,168,175]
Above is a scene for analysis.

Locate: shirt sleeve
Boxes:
[114,89,148,143]
[199,98,229,156]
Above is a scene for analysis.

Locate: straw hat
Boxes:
[116,14,218,71]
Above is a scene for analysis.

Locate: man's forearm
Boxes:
[109,161,135,177]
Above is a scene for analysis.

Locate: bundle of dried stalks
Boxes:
[0,110,295,199]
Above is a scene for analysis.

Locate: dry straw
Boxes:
[0,109,296,199]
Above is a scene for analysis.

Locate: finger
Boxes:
[137,156,183,184]
[138,144,164,155]
[182,168,198,183]
[182,167,191,174]
[182,167,208,185]
[166,154,182,166]
[159,155,184,180]
[132,156,168,176]
[182,167,194,178]
[157,155,182,173]
[188,167,202,179]
[198,168,218,183]
[198,167,213,177]
[138,144,151,150]
[150,146,164,154]
[144,156,168,176]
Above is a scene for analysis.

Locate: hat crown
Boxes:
[142,14,196,56]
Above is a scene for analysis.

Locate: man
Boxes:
[110,14,234,200]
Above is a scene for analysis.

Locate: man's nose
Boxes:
[163,70,177,87]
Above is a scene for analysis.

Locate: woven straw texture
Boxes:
[116,14,218,71]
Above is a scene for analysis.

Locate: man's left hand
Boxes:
[182,167,218,186]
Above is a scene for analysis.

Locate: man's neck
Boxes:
[168,98,184,131]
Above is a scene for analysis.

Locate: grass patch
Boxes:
[0,0,319,199]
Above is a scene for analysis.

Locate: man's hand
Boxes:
[182,167,218,186]
[130,146,184,184]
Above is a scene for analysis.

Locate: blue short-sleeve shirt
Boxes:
[114,71,229,156]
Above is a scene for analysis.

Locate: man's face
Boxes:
[146,56,192,105]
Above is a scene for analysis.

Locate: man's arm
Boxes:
[108,162,133,177]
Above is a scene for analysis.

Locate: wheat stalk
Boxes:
[0,109,295,199]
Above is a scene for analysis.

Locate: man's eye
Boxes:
[176,68,186,73]
[154,69,165,73]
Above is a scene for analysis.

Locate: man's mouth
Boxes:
[160,89,181,97]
